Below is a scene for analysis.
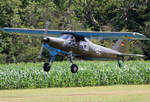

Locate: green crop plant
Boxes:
[0,61,150,89]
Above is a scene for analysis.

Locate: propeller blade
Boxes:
[38,21,49,59]
[38,44,44,59]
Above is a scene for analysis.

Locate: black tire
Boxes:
[70,64,78,73]
[43,62,50,72]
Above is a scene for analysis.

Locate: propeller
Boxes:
[38,21,49,59]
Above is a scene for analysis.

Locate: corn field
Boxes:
[0,61,150,89]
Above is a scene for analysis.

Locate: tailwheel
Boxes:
[70,64,78,73]
[43,62,50,72]
[117,56,124,68]
[118,62,122,68]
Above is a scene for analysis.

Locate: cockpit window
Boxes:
[60,34,86,42]
[60,34,74,40]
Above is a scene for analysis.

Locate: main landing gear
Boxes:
[43,52,78,73]
[43,62,50,72]
[70,64,78,73]
[43,56,54,72]
[69,52,78,73]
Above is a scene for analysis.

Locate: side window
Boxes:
[64,35,76,47]
[69,36,75,42]
[79,41,89,51]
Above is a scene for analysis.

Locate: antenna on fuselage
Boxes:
[38,21,49,59]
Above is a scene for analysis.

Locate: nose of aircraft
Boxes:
[42,37,50,43]
[41,37,65,47]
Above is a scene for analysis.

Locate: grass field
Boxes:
[0,61,150,102]
[0,85,150,102]
[0,61,150,89]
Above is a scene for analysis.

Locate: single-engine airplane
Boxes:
[2,22,149,73]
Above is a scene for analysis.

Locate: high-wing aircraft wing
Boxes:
[2,27,148,40]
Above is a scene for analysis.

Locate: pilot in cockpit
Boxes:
[60,34,76,47]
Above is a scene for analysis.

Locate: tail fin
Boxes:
[112,40,130,59]
[112,40,145,59]
[112,40,130,54]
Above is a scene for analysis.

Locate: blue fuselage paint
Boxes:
[43,43,79,57]
[43,43,68,56]
[43,43,81,58]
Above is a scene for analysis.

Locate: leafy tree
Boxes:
[0,0,22,27]
[1,0,150,64]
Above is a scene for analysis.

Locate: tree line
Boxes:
[0,0,150,64]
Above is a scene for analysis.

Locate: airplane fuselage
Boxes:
[45,35,122,60]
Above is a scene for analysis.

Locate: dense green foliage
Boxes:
[0,0,150,63]
[0,61,150,89]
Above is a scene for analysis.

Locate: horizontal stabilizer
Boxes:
[120,54,145,57]
[2,27,149,40]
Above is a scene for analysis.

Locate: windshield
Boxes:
[59,34,73,39]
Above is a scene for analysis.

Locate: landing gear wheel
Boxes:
[43,62,50,72]
[70,64,78,73]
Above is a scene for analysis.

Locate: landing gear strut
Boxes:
[69,52,78,73]
[43,56,55,72]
